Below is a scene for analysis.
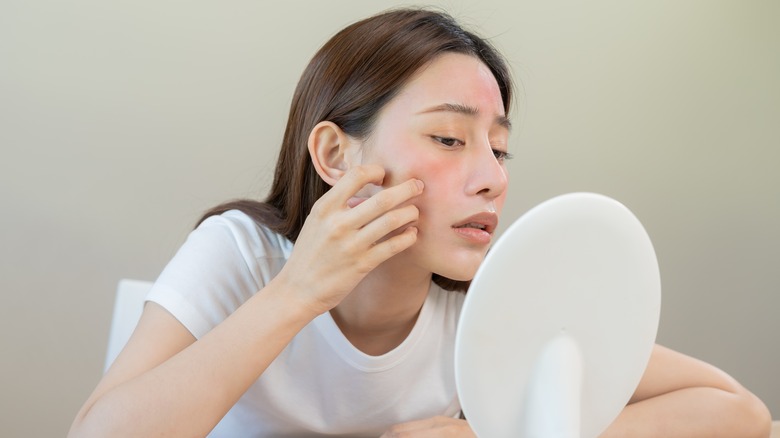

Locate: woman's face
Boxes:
[354,52,510,280]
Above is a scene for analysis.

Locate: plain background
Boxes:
[1,0,777,436]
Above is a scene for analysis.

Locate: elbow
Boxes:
[752,402,772,438]
[738,389,773,438]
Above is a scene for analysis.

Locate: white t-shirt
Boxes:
[146,210,466,437]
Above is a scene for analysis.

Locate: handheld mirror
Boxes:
[455,193,661,438]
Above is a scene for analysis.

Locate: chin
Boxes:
[433,260,481,282]
[442,272,475,282]
[411,238,489,281]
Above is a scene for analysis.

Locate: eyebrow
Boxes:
[418,102,512,130]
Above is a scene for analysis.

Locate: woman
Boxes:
[69,8,770,437]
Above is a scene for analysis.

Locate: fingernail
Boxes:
[415,179,424,191]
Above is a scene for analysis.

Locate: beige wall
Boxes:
[1,0,777,435]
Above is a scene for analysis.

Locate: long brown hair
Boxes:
[200,8,513,292]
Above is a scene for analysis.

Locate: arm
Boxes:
[382,344,771,438]
[600,344,772,438]
[381,417,474,437]
[69,165,424,437]
[69,286,318,438]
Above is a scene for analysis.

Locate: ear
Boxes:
[308,121,360,186]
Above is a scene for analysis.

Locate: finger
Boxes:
[358,204,419,245]
[346,196,367,208]
[325,164,386,206]
[363,226,418,267]
[381,416,464,436]
[349,177,424,224]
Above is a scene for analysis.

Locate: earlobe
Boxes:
[308,121,356,186]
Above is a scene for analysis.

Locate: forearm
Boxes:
[70,279,318,438]
[71,167,424,437]
[601,386,771,438]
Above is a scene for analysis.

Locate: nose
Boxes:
[465,141,508,199]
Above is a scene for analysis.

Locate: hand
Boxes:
[380,416,475,437]
[276,164,423,315]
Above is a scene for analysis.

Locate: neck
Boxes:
[330,257,432,356]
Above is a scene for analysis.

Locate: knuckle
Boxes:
[341,234,360,254]
[355,256,376,274]
[308,205,324,220]
[384,237,401,255]
[309,197,329,217]
[386,231,415,255]
[351,166,368,180]
[372,193,392,211]
[383,211,403,230]
[350,164,381,183]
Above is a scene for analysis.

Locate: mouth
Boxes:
[452,212,498,235]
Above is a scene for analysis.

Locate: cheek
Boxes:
[379,147,443,188]
[393,158,459,221]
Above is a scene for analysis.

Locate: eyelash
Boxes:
[432,136,513,162]
[433,136,464,148]
[493,150,513,161]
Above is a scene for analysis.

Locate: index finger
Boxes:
[326,164,386,206]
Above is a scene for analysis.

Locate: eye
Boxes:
[493,149,514,162]
[432,136,464,148]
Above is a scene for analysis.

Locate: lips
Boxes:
[452,212,498,234]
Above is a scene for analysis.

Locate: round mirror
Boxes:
[455,193,661,438]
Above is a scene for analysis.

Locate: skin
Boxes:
[310,53,511,354]
[351,52,511,281]
[68,53,771,437]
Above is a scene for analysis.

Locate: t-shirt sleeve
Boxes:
[145,211,290,339]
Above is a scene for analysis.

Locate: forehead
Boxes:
[391,52,506,118]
